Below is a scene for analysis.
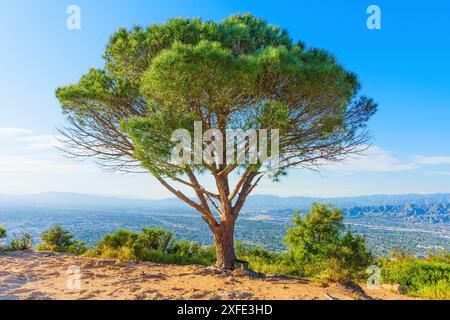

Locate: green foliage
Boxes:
[427,252,450,264]
[0,226,6,238]
[324,232,374,283]
[10,231,33,251]
[136,228,173,253]
[380,253,450,299]
[284,203,373,282]
[84,228,216,266]
[0,227,32,252]
[238,204,373,283]
[0,226,10,253]
[168,240,216,261]
[237,243,294,275]
[415,280,450,300]
[35,225,87,255]
[56,13,376,178]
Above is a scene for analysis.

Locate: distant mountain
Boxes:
[243,194,450,224]
[1,192,450,223]
[243,194,450,211]
[0,192,186,209]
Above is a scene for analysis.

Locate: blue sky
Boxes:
[0,0,449,198]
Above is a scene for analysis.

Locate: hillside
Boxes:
[0,251,411,300]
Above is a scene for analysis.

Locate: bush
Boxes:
[380,253,450,299]
[0,226,9,252]
[283,203,373,283]
[134,228,173,259]
[84,228,216,266]
[237,203,373,283]
[416,280,450,300]
[35,225,87,255]
[237,244,293,275]
[168,240,216,262]
[324,232,374,283]
[0,226,6,239]
[10,231,33,251]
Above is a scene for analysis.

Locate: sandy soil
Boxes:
[0,251,412,300]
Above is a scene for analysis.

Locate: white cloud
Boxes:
[0,128,62,150]
[0,155,90,173]
[414,156,450,165]
[324,146,419,173]
[324,146,450,174]
[17,134,63,150]
[0,127,91,173]
[0,128,32,138]
[425,171,450,176]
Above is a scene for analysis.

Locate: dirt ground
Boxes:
[0,251,412,300]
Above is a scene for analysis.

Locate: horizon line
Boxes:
[2,191,450,202]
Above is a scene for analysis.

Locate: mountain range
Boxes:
[0,192,449,223]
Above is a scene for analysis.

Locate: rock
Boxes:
[189,290,211,299]
[114,260,127,267]
[129,286,141,293]
[96,260,115,267]
[171,287,184,291]
[133,294,147,300]
[227,290,255,299]
[231,269,248,277]
[381,284,407,295]
[237,292,254,299]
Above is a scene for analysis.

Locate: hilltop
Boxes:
[0,251,410,300]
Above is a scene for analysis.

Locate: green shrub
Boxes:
[169,240,215,260]
[237,244,293,275]
[134,228,173,259]
[84,228,216,266]
[237,204,373,283]
[35,225,87,255]
[284,203,373,283]
[0,226,6,239]
[0,226,9,253]
[428,252,450,264]
[380,253,450,299]
[98,229,139,249]
[324,232,374,283]
[416,280,450,300]
[10,231,33,251]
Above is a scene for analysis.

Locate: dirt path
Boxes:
[0,251,411,300]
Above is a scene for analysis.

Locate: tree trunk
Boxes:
[213,221,236,270]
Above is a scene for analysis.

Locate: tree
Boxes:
[284,203,373,282]
[10,231,33,251]
[35,225,86,254]
[56,14,377,269]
